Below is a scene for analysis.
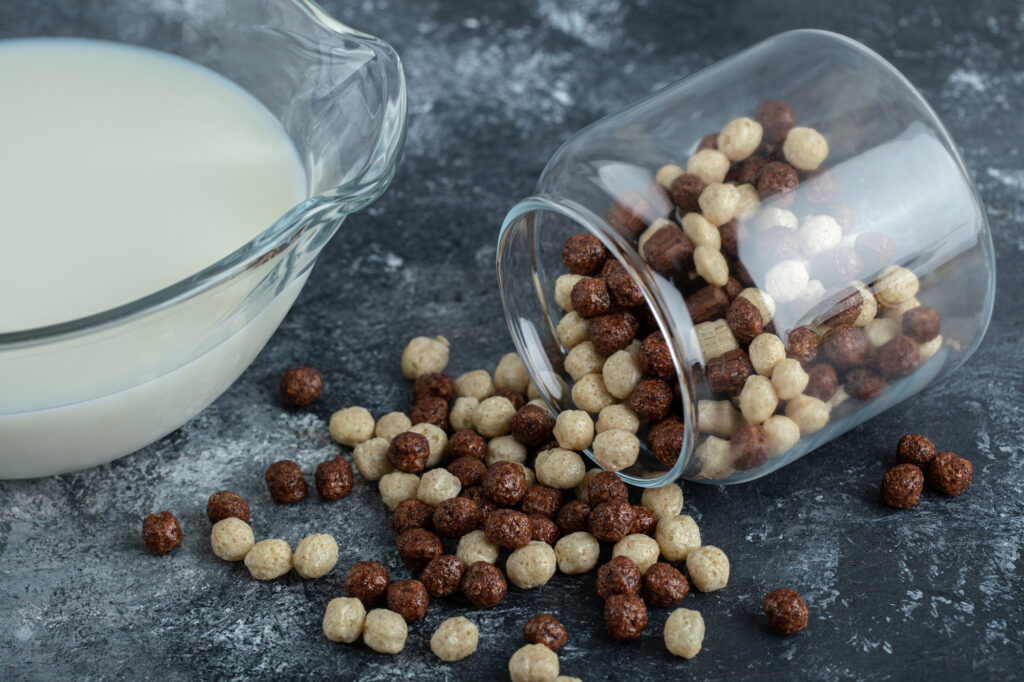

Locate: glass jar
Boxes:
[496,30,994,488]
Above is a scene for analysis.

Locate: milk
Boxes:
[0,38,307,332]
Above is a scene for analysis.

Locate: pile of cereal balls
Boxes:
[880,432,972,509]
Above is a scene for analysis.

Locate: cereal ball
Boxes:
[530,514,560,546]
[641,484,684,520]
[693,245,730,287]
[462,561,508,608]
[553,410,594,451]
[432,497,481,537]
[265,460,307,504]
[897,433,937,468]
[698,183,740,226]
[631,505,658,535]
[565,341,605,382]
[291,533,338,579]
[353,437,394,481]
[643,562,690,607]
[770,358,810,401]
[412,396,449,431]
[717,117,763,161]
[756,161,799,205]
[446,429,488,461]
[483,461,527,506]
[785,327,820,366]
[244,539,292,580]
[845,367,888,401]
[902,305,942,343]
[420,555,465,597]
[927,452,973,496]
[521,485,563,518]
[783,126,828,171]
[605,593,648,641]
[413,372,455,403]
[555,274,585,312]
[739,374,779,425]
[627,378,672,421]
[457,530,500,566]
[556,500,592,535]
[804,363,838,401]
[375,411,412,441]
[387,579,430,622]
[329,406,375,447]
[323,597,366,644]
[511,405,556,448]
[597,555,642,599]
[669,173,706,213]
[379,471,420,511]
[686,148,730,185]
[636,334,672,385]
[455,370,494,401]
[588,470,628,507]
[612,534,660,575]
[592,429,640,472]
[880,463,924,509]
[401,336,450,379]
[362,608,408,654]
[656,515,701,562]
[431,616,479,662]
[603,259,645,307]
[763,588,809,635]
[206,491,250,524]
[279,366,322,407]
[664,608,705,658]
[697,399,742,438]
[784,395,830,435]
[748,333,786,377]
[386,431,430,473]
[726,296,763,346]
[876,335,920,379]
[731,424,769,471]
[596,404,640,434]
[919,334,943,361]
[571,373,617,414]
[210,517,255,561]
[392,498,434,534]
[554,531,600,575]
[535,448,586,490]
[873,265,919,306]
[345,561,390,607]
[315,456,354,501]
[495,352,531,394]
[556,312,592,349]
[589,500,635,542]
[417,468,462,507]
[798,214,842,258]
[485,509,532,549]
[756,99,795,142]
[603,349,643,400]
[448,456,487,488]
[763,415,801,457]
[141,511,182,556]
[509,643,559,682]
[571,276,612,319]
[523,614,568,652]
[822,324,869,370]
[562,233,607,275]
[395,528,443,572]
[657,163,686,188]
[765,259,809,304]
[408,422,447,468]
[474,396,517,438]
[686,545,730,592]
[506,541,558,589]
[734,183,762,218]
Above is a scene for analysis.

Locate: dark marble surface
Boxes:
[2,0,1023,679]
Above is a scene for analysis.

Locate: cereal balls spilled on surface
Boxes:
[762,588,809,635]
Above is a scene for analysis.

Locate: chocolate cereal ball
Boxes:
[445,429,487,461]
[529,514,561,547]
[460,486,498,520]
[876,335,920,379]
[484,509,532,549]
[522,614,568,652]
[588,471,628,507]
[590,500,635,542]
[206,491,250,524]
[482,461,527,507]
[731,424,769,471]
[510,405,556,448]
[556,500,591,535]
[432,497,481,538]
[755,100,795,144]
[804,363,838,402]
[420,555,465,597]
[562,233,607,275]
[412,372,455,402]
[897,433,937,468]
[755,161,799,203]
[395,528,443,572]
[590,311,639,357]
[411,396,450,431]
[648,419,686,467]
[279,366,322,407]
[631,505,658,536]
[603,259,645,308]
[570,277,612,319]
[387,432,431,473]
[627,378,673,421]
[880,463,924,509]
[786,327,820,365]
[902,306,942,343]
[822,325,869,370]
[642,562,690,607]
[265,460,307,504]
[639,331,675,380]
[844,368,888,401]
[762,588,809,635]
[604,593,648,641]
[521,485,563,518]
[344,561,390,607]
[315,456,354,501]
[386,579,430,622]
[597,555,642,599]
[391,499,434,534]
[142,511,183,555]
[927,452,973,496]
[461,561,507,609]
[447,456,487,488]
[669,173,706,214]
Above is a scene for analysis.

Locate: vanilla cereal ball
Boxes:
[564,341,605,382]
[697,399,743,438]
[457,530,499,565]
[754,206,799,231]
[495,352,531,394]
[509,643,559,682]
[556,312,592,349]
[576,469,601,502]
[734,183,761,219]
[455,370,494,401]
[506,541,557,589]
[554,274,584,312]
[473,396,517,438]
[554,531,600,575]
[852,282,878,326]
[882,297,921,321]
[785,395,830,435]
[379,472,420,511]
[783,126,829,171]
[739,375,779,425]
[771,358,810,400]
[798,215,843,258]
[748,334,784,378]
[430,616,479,662]
[486,435,528,467]
[641,483,684,520]
[686,148,730,185]
[664,608,705,659]
[698,183,740,226]
[656,163,685,188]
[737,288,776,325]
[450,397,480,431]
[717,116,763,161]
[681,212,721,249]
[293,533,339,579]
[919,334,943,361]
[401,336,450,379]
[686,545,730,592]
[765,259,809,304]
[353,437,394,481]
[363,609,408,654]
[375,412,412,442]
[518,463,537,490]
[827,385,850,411]
[694,246,729,287]
[210,517,255,561]
[535,448,586,489]
[762,415,801,457]
[873,265,920,306]
[695,435,735,480]
[592,429,640,472]
[329,406,376,447]
[603,350,643,400]
[571,373,616,414]
[417,468,462,507]
[656,515,701,562]
[797,279,826,307]
[411,422,448,467]
[244,539,292,580]
[613,534,661,574]
[323,597,366,644]
[596,404,640,434]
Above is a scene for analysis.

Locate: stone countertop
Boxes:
[2,0,1023,679]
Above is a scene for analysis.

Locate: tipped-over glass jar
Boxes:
[497,30,994,488]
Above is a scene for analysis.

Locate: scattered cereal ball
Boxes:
[293,533,339,579]
[410,422,448,468]
[771,358,810,400]
[523,613,568,652]
[392,498,434,534]
[927,451,973,496]
[431,616,479,662]
[506,541,558,589]
[483,461,527,506]
[353,438,394,481]
[206,491,250,524]
[698,183,740,226]
[495,352,531,394]
[329,406,375,447]
[362,608,408,654]
[457,530,500,566]
[554,531,600,574]
[592,429,640,472]
[387,579,430,622]
[485,435,529,468]
[557,500,592,535]
[421,555,465,597]
[414,372,455,402]
[552,410,594,451]
[323,597,366,644]
[717,117,763,161]
[897,433,937,468]
[396,528,443,573]
[880,463,924,509]
[379,472,421,511]
[739,374,779,425]
[210,517,254,561]
[461,561,508,608]
[588,470,628,506]
[265,460,307,504]
[508,643,559,682]
[446,456,485,490]
[279,366,323,407]
[511,404,556,448]
[664,608,704,658]
[244,539,292,580]
[448,397,478,432]
[535,448,586,489]
[142,510,182,555]
[686,545,730,592]
[433,496,481,537]
[315,456,354,501]
[454,371,492,402]
[375,411,412,442]
[763,415,801,457]
[345,560,390,607]
[589,500,635,543]
[401,336,450,379]
[485,509,532,549]
[473,396,517,438]
[605,593,648,641]
[387,431,431,473]
[641,483,684,520]
[785,395,830,435]
[686,148,730,185]
[765,259,809,304]
[656,515,701,562]
[596,404,640,434]
[763,588,809,635]
[872,265,920,306]
[798,214,842,258]
[642,562,690,607]
[734,182,761,218]
[417,468,462,507]
[603,349,643,400]
[612,533,660,574]
[783,126,829,171]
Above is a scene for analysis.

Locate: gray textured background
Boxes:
[2,0,1023,679]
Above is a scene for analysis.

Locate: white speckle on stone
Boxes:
[947,68,987,93]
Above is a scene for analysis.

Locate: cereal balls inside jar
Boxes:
[431,616,479,662]
[783,126,829,171]
[506,541,558,589]
[362,608,408,654]
[210,517,255,561]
